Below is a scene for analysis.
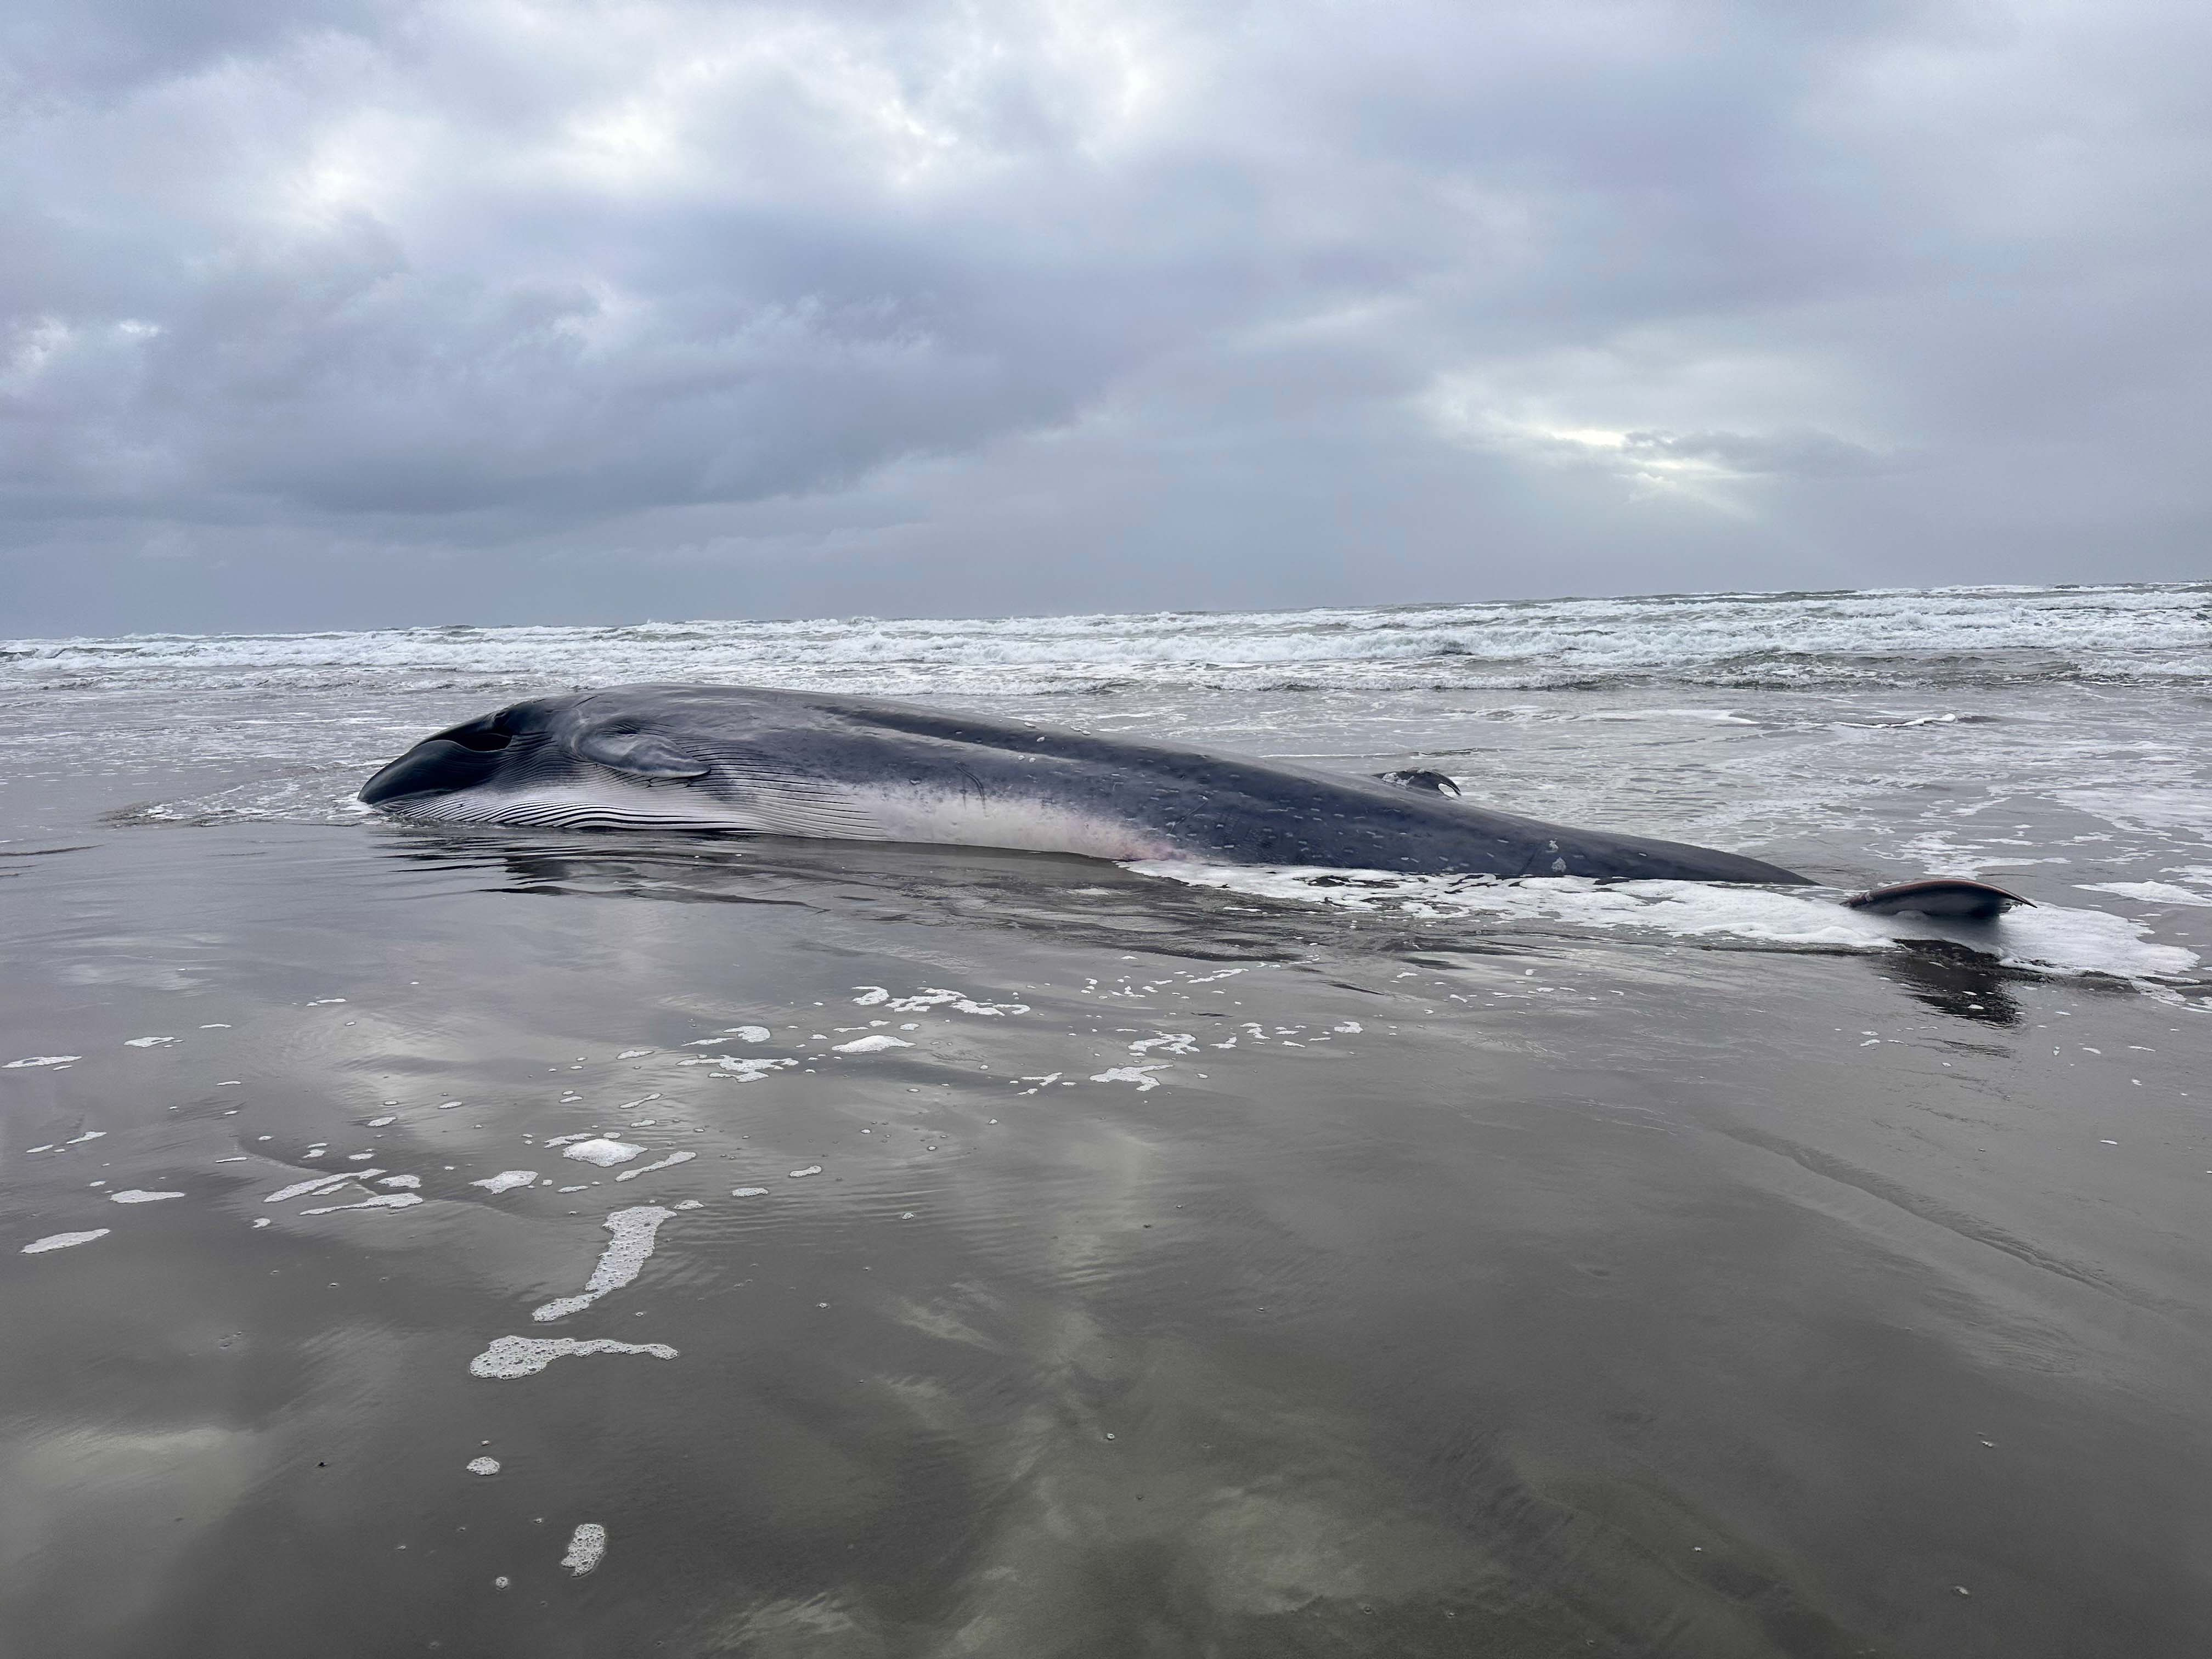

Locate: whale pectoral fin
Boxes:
[1375,769,1462,797]
[1846,878,2031,919]
[573,729,711,779]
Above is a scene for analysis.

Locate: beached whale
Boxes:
[359,684,2023,913]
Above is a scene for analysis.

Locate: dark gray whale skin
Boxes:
[360,683,1809,883]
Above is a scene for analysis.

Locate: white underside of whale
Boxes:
[380,780,1185,862]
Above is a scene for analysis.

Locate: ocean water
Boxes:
[2,584,2209,1656]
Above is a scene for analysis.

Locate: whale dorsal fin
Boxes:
[1845,878,2030,919]
[574,727,711,779]
[1375,769,1461,797]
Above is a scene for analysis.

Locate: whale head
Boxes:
[359,692,718,825]
[359,702,541,811]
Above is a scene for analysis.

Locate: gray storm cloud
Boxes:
[1,0,2204,631]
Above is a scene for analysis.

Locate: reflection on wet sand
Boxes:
[3,822,2208,1657]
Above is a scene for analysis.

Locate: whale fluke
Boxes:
[1844,878,2030,919]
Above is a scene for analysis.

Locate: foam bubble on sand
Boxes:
[468,1336,678,1379]
[787,1166,821,1178]
[1996,905,2200,979]
[124,1036,181,1047]
[675,1054,794,1081]
[108,1189,184,1204]
[855,983,1029,1015]
[2079,881,2212,907]
[472,1170,539,1193]
[833,1034,911,1053]
[561,1523,607,1575]
[250,1217,271,1228]
[5,1055,80,1069]
[379,1174,421,1189]
[531,1205,676,1321]
[63,1130,106,1146]
[617,1049,653,1058]
[264,1171,369,1204]
[467,1457,500,1475]
[562,1139,644,1167]
[301,1192,423,1215]
[878,988,1029,1017]
[366,1115,397,1126]
[614,1151,695,1182]
[724,1026,770,1042]
[732,1186,769,1197]
[23,1229,110,1254]
[1135,863,2200,983]
[1090,1065,1170,1092]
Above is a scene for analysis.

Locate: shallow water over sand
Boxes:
[3,588,2210,1657]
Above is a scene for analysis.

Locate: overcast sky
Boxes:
[2,0,2204,634]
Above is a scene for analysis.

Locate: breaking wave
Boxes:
[4,583,2207,698]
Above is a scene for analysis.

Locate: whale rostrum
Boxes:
[358,684,2023,913]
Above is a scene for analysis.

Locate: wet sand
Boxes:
[4,820,2208,1657]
